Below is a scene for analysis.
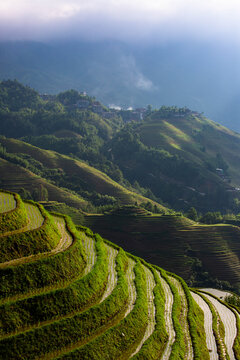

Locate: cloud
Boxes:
[119,55,157,91]
[1,0,240,43]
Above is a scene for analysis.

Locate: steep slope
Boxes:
[0,190,239,359]
[0,137,167,212]
[138,110,240,188]
[107,109,240,212]
[2,81,240,213]
[0,158,89,209]
[85,209,240,286]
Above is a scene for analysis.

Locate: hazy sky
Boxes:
[1,0,240,43]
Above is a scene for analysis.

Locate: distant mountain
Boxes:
[1,40,240,131]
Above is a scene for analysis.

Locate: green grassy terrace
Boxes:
[0,190,239,359]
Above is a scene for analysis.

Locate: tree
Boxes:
[186,207,198,221]
[199,211,222,224]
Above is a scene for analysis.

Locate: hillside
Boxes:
[107,108,240,212]
[1,189,240,359]
[0,137,167,213]
[85,207,240,288]
[1,80,240,213]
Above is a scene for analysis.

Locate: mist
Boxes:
[1,0,240,45]
[1,1,240,130]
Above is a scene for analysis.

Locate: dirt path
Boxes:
[130,265,156,357]
[201,292,237,360]
[168,276,193,360]
[157,271,175,360]
[0,192,16,213]
[191,291,219,360]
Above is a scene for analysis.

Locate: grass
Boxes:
[0,215,86,302]
[0,137,168,212]
[0,190,28,234]
[0,230,109,338]
[0,190,15,213]
[0,190,238,359]
[0,157,89,210]
[131,265,168,359]
[0,201,60,262]
[0,249,127,359]
[168,272,210,360]
[158,268,186,360]
[56,260,148,360]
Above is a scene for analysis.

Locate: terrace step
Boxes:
[167,275,193,359]
[190,291,218,360]
[0,202,60,263]
[199,291,237,360]
[130,265,156,358]
[0,190,239,359]
[0,191,16,213]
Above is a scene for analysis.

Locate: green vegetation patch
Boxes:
[0,234,115,338]
[0,216,86,301]
[233,310,240,359]
[0,190,28,234]
[159,269,186,360]
[168,273,210,360]
[0,201,61,262]
[194,291,228,360]
[56,260,148,360]
[132,264,168,360]
[0,247,126,359]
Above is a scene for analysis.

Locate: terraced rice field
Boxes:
[158,271,175,360]
[200,291,237,360]
[130,265,156,357]
[168,275,193,359]
[24,202,44,230]
[200,288,232,301]
[51,215,73,254]
[0,209,67,269]
[81,232,96,275]
[0,192,16,212]
[124,258,137,317]
[1,190,240,359]
[99,245,118,303]
[190,291,218,360]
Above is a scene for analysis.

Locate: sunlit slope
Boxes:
[139,112,240,187]
[0,157,89,209]
[0,137,167,212]
[0,190,28,234]
[85,209,240,286]
[107,111,240,212]
[1,190,240,359]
